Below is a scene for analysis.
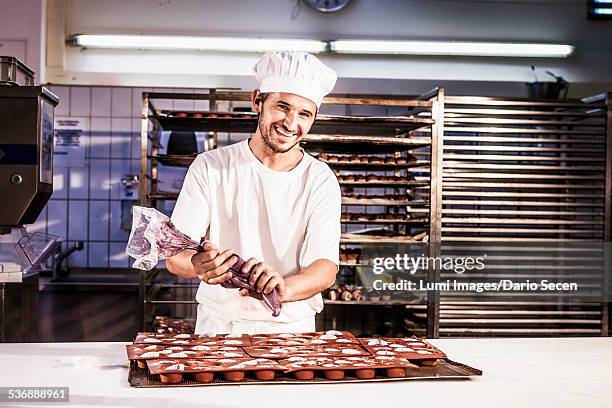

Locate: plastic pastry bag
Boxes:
[126,206,282,317]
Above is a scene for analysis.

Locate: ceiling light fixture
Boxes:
[329,40,574,58]
[70,34,328,53]
[588,0,612,18]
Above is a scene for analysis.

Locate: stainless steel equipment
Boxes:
[0,57,59,341]
[0,83,60,282]
[0,85,58,231]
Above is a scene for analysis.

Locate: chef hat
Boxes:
[253,51,337,107]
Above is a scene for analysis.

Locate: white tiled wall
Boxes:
[111,119,132,159]
[52,167,68,199]
[46,200,67,240]
[70,87,91,117]
[88,201,109,241]
[111,88,133,117]
[68,201,88,241]
[92,88,111,117]
[89,158,111,200]
[69,167,89,199]
[90,117,112,158]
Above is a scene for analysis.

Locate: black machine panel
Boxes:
[0,86,58,229]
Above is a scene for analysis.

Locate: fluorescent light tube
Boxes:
[330,40,574,58]
[71,34,327,53]
[593,7,612,14]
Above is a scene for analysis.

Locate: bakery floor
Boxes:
[1,337,610,408]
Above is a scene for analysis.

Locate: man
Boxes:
[166,51,341,335]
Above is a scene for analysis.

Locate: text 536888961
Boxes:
[0,387,69,402]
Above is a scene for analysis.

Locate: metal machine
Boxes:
[0,56,59,341]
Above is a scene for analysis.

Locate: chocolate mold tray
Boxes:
[129,359,482,387]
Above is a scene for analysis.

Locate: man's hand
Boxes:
[239,258,287,301]
[191,241,237,285]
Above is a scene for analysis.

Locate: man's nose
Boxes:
[283,111,298,132]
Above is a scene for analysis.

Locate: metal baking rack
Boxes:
[304,88,445,338]
[428,94,612,337]
[138,89,444,337]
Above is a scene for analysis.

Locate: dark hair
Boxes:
[257,92,271,105]
[256,92,318,116]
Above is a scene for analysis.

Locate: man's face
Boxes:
[253,91,317,154]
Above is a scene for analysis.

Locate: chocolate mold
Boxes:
[279,356,417,381]
[126,344,249,367]
[133,332,251,346]
[250,330,358,346]
[242,344,368,359]
[359,337,447,363]
[146,358,287,384]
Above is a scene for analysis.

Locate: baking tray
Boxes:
[0,56,35,86]
[151,156,431,171]
[152,115,433,136]
[341,219,429,225]
[338,181,429,188]
[303,136,431,154]
[342,198,428,206]
[324,161,429,171]
[340,233,428,244]
[128,359,481,387]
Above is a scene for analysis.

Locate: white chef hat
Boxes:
[253,51,337,107]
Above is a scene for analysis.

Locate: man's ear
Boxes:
[251,89,262,113]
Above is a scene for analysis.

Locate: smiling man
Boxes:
[166,51,341,335]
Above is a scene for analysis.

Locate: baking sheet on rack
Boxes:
[128,359,482,387]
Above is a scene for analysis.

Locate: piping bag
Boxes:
[125,206,282,317]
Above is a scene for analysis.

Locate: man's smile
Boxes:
[273,125,297,138]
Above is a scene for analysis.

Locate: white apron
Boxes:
[195,304,315,336]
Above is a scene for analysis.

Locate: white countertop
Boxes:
[0,337,610,408]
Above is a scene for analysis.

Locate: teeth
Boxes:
[274,126,295,137]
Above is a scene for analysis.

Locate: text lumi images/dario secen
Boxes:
[370,254,579,293]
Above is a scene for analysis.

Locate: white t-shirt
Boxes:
[171,139,341,323]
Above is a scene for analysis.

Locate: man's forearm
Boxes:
[167,254,336,299]
[282,259,337,302]
[166,249,199,279]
